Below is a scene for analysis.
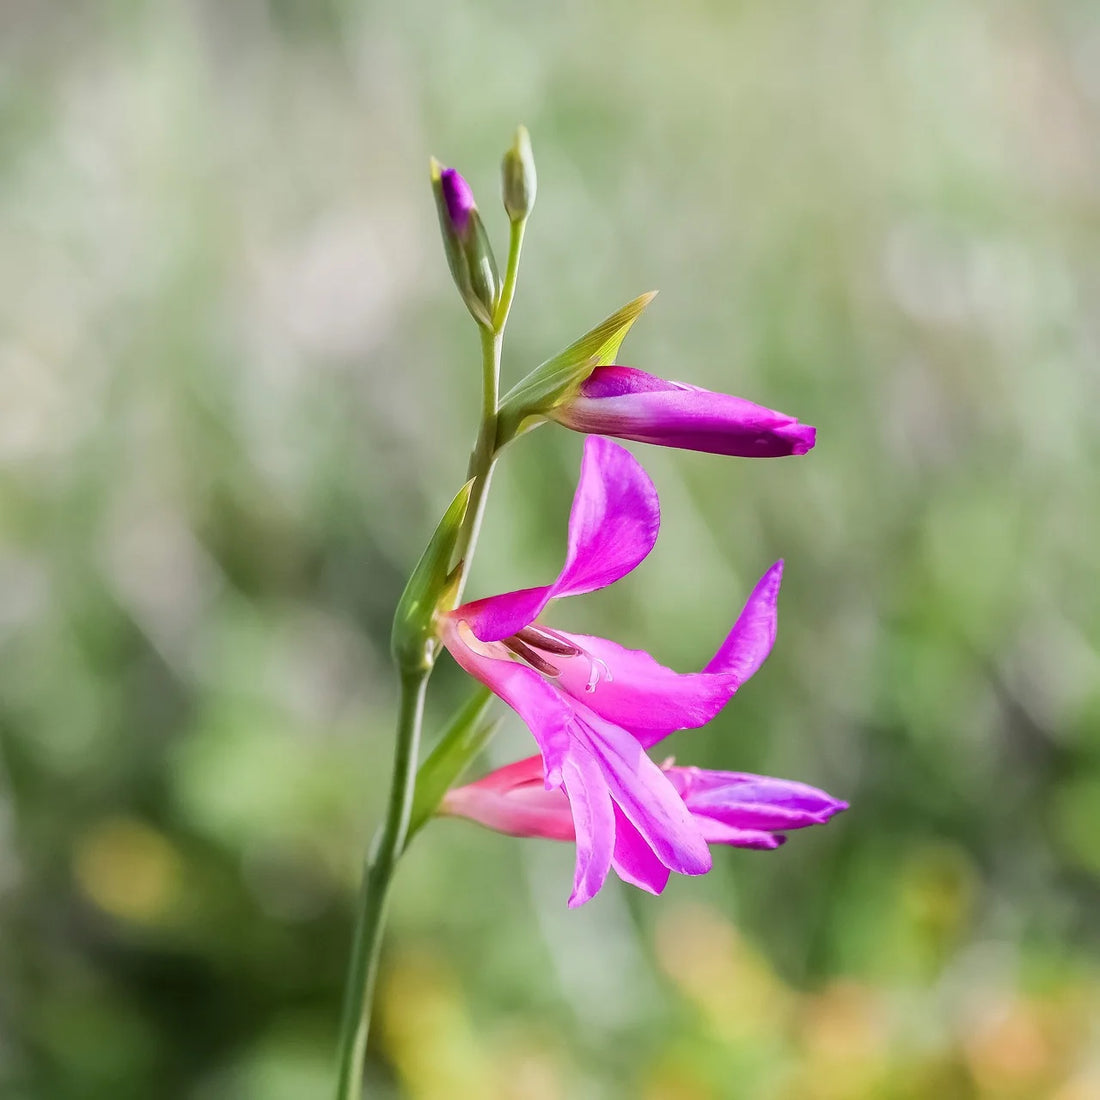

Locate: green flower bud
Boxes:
[501,125,536,222]
[430,158,500,328]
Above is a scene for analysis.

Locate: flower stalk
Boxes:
[334,668,429,1100]
[334,172,528,1099]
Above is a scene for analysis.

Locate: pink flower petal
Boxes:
[441,756,576,841]
[458,438,659,644]
[549,631,741,747]
[704,560,783,679]
[573,709,711,876]
[463,754,544,792]
[550,436,660,600]
[440,617,572,786]
[672,767,849,829]
[611,807,671,895]
[694,819,786,849]
[459,585,555,646]
[561,740,615,907]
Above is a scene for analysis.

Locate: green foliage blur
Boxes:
[2,2,1099,1097]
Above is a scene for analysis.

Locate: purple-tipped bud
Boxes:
[440,167,476,237]
[430,157,500,328]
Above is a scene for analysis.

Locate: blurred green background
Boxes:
[3,1,1100,1097]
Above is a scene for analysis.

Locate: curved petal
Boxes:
[554,367,817,458]
[540,563,781,748]
[439,617,572,785]
[572,708,711,876]
[460,585,556,646]
[550,632,740,748]
[561,740,615,907]
[458,437,660,644]
[550,436,660,600]
[611,806,672,895]
[704,560,782,678]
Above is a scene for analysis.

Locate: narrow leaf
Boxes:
[407,686,498,843]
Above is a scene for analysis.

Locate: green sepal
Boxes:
[495,291,658,446]
[390,480,474,673]
[406,686,499,844]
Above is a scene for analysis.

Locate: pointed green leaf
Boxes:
[496,291,658,444]
[406,686,498,843]
[390,480,474,673]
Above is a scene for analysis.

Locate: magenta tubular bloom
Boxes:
[549,366,816,458]
[436,436,831,906]
[442,755,846,888]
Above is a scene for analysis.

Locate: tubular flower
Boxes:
[436,436,822,906]
[549,366,816,457]
[442,755,846,892]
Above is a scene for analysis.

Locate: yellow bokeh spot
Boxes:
[963,996,1053,1094]
[654,902,791,1042]
[378,947,493,1100]
[74,817,181,925]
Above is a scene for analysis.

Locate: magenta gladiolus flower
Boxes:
[436,436,824,906]
[442,755,846,886]
[549,366,816,458]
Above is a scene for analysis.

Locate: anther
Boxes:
[512,625,581,657]
[501,636,561,677]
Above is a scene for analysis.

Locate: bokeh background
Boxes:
[3,1,1100,1097]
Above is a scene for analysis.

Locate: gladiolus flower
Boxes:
[436,436,828,905]
[442,756,846,893]
[549,365,816,457]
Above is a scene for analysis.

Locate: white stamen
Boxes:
[584,654,613,693]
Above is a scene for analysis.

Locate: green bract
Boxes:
[390,479,474,673]
[495,291,657,446]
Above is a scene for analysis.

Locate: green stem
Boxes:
[452,326,501,602]
[493,218,526,333]
[334,668,429,1100]
[335,212,527,1099]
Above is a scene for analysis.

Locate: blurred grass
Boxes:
[2,1,1100,1097]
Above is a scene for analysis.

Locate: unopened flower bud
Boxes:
[501,125,536,222]
[430,158,500,328]
[440,167,477,234]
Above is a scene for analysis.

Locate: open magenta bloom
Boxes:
[549,366,816,458]
[442,755,846,887]
[437,437,839,905]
